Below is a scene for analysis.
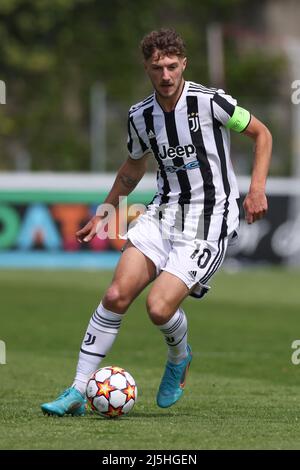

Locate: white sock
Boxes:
[158,308,188,364]
[72,302,123,394]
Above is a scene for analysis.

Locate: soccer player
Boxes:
[41,28,272,416]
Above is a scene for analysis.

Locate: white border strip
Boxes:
[0,173,299,195]
[0,172,156,191]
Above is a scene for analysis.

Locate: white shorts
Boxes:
[126,213,234,300]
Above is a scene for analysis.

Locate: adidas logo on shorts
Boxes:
[189,271,198,279]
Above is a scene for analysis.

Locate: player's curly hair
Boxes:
[140,28,186,60]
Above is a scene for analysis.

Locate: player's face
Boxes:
[144,51,187,101]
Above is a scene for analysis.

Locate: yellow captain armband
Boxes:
[225,106,251,132]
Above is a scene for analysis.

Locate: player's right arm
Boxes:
[76,154,149,243]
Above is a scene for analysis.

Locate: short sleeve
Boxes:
[211,92,237,126]
[211,91,251,132]
[127,113,150,159]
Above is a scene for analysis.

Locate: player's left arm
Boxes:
[212,93,272,224]
[242,115,273,224]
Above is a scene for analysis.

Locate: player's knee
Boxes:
[146,295,170,325]
[102,284,130,314]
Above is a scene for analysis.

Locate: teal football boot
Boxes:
[156,345,192,408]
[41,387,87,417]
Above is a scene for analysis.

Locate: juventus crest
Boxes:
[188,112,200,132]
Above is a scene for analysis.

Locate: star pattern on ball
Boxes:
[122,384,136,402]
[106,405,124,418]
[109,366,125,374]
[96,379,116,399]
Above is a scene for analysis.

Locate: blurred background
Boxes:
[0,0,300,269]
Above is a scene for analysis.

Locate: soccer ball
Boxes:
[86,366,137,418]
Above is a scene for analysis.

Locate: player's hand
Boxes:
[243,190,268,224]
[76,215,103,243]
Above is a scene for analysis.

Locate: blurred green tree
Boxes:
[0,0,286,173]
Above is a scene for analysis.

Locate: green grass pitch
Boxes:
[0,267,300,450]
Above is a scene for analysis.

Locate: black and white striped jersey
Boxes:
[127,81,248,241]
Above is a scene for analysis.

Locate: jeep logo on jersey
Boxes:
[188,112,200,132]
[159,144,196,160]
